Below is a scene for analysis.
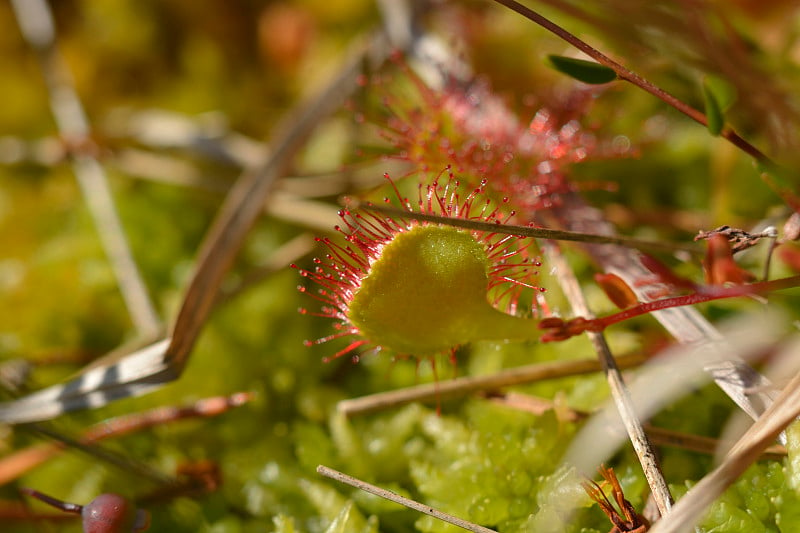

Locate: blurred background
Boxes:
[1,1,800,532]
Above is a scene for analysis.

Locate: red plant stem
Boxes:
[588,275,800,332]
[492,0,800,211]
[20,489,82,514]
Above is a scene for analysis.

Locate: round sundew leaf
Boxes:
[346,225,538,356]
[347,226,491,355]
[546,55,617,84]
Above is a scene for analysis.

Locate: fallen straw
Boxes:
[337,353,645,416]
[317,465,497,533]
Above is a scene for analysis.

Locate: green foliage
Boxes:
[676,461,800,533]
[702,75,736,136]
[546,56,617,85]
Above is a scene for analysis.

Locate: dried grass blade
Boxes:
[338,353,645,417]
[648,336,800,533]
[0,340,172,423]
[317,465,497,533]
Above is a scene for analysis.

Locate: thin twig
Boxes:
[316,465,497,533]
[360,203,701,254]
[643,424,787,461]
[338,353,644,417]
[544,243,674,517]
[10,0,161,339]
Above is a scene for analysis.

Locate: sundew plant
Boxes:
[2,2,800,533]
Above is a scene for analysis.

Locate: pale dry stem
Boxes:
[317,465,498,533]
[338,353,645,417]
[544,242,674,516]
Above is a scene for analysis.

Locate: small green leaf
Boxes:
[704,75,737,111]
[546,55,617,84]
[702,81,724,136]
[702,75,736,136]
